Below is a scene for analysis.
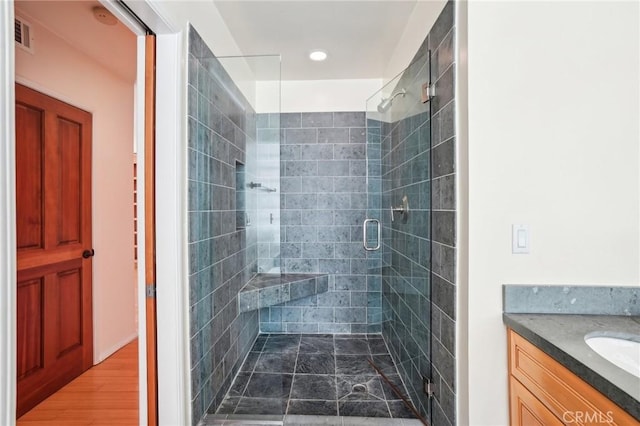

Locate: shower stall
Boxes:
[187,1,457,422]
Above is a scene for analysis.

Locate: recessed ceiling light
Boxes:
[309,50,328,62]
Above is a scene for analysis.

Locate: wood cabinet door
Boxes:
[510,377,564,426]
[15,83,93,417]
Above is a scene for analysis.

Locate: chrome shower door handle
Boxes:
[363,218,381,251]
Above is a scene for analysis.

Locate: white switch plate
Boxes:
[512,224,530,254]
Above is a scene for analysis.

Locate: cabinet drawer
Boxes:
[508,329,639,426]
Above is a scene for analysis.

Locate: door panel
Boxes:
[57,118,82,245]
[16,277,44,379]
[15,84,93,418]
[55,265,83,355]
[15,104,44,251]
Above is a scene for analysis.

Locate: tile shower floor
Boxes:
[216,334,418,419]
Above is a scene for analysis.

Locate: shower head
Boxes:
[377,88,406,113]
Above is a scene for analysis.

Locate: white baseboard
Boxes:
[95,332,139,364]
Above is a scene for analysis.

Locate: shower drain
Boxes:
[352,384,367,393]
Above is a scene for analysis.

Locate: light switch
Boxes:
[512,224,529,254]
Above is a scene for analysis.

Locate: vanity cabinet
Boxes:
[507,328,639,426]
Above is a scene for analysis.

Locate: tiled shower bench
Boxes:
[238,273,329,313]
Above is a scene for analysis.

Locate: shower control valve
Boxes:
[390,195,409,222]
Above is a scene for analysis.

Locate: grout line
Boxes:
[379,332,417,417]
[333,333,340,416]
[233,334,265,414]
[285,334,301,415]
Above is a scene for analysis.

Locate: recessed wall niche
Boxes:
[235,160,246,230]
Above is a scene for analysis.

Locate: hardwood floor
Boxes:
[17,339,139,426]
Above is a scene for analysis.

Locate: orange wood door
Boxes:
[509,377,564,426]
[15,84,93,418]
[144,34,158,426]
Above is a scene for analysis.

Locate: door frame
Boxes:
[0,1,17,424]
[0,1,191,425]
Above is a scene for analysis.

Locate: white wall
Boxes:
[151,0,263,109]
[15,13,137,363]
[152,0,242,56]
[384,0,447,84]
[257,78,383,112]
[465,2,640,425]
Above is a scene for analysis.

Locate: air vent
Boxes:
[15,16,34,54]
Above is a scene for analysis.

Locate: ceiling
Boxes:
[15,0,137,83]
[213,1,420,81]
[13,1,427,83]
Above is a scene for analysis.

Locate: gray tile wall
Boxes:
[187,27,260,424]
[258,112,383,334]
[429,4,457,424]
[379,2,457,425]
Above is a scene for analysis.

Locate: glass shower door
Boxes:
[365,52,433,423]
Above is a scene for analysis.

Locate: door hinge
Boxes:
[421,82,435,103]
[146,284,156,298]
[423,376,434,398]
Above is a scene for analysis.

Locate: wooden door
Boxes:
[15,84,93,418]
[144,34,158,426]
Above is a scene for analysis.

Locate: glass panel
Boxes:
[366,52,433,423]
[212,54,286,415]
[218,55,282,274]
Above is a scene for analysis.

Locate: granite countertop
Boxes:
[504,313,640,421]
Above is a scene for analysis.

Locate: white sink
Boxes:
[585,334,640,378]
